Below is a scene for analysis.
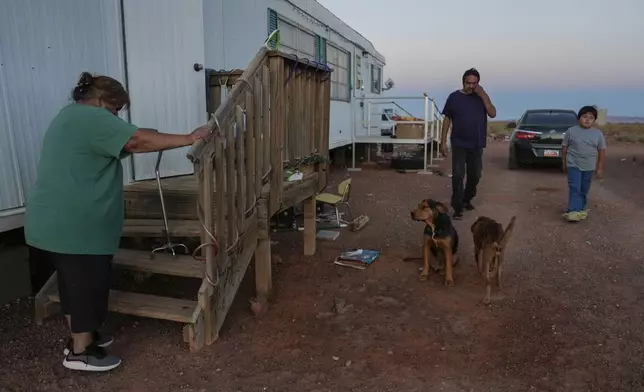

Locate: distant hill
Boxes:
[607,116,644,123]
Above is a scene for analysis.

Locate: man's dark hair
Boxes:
[462,68,480,83]
[577,105,598,120]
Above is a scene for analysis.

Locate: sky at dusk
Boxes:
[317,0,644,120]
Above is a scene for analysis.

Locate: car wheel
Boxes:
[508,152,519,170]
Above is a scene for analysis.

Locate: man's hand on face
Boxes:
[474,85,486,97]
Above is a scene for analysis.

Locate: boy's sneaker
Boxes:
[579,210,589,220]
[62,343,121,372]
[63,331,114,356]
[563,211,582,222]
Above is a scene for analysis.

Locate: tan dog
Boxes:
[471,216,516,304]
[410,198,460,287]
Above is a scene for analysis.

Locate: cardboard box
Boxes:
[396,123,425,139]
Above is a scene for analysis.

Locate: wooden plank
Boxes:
[262,64,271,177]
[225,118,237,246]
[197,277,216,346]
[280,173,319,211]
[235,105,247,228]
[34,272,59,325]
[214,136,227,281]
[304,68,311,155]
[320,72,331,190]
[215,212,259,333]
[47,290,197,323]
[113,249,204,279]
[303,195,316,256]
[254,74,263,197]
[209,85,221,114]
[255,197,272,301]
[295,62,303,158]
[122,219,200,238]
[184,308,205,352]
[314,69,324,190]
[268,55,285,216]
[244,90,256,211]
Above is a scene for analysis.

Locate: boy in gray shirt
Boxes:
[561,106,606,222]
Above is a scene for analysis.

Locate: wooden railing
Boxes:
[186,47,331,342]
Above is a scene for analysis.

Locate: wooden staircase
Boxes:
[33,47,332,353]
[34,246,209,352]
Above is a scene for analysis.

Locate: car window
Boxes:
[521,112,578,126]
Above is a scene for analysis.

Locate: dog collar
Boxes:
[424,223,451,239]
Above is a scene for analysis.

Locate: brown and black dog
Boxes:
[471,215,516,304]
[410,198,460,287]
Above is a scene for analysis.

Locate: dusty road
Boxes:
[1,141,643,392]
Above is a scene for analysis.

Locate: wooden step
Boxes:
[122,219,201,238]
[113,248,205,279]
[47,288,198,323]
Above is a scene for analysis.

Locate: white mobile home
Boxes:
[0,0,386,233]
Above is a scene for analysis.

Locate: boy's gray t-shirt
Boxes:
[561,125,606,171]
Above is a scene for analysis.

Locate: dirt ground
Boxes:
[2,141,644,392]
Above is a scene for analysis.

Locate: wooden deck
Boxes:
[124,171,321,223]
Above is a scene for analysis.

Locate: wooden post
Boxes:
[245,91,256,211]
[262,64,271,177]
[268,55,284,215]
[235,105,246,228]
[200,160,217,345]
[303,195,316,256]
[255,197,272,301]
[254,73,263,197]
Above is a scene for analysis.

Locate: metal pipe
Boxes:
[150,151,188,259]
[155,151,173,255]
[429,99,435,167]
[367,100,372,137]
[423,94,429,172]
[354,95,427,100]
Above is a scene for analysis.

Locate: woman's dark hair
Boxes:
[71,72,130,109]
[577,105,598,120]
[462,68,480,83]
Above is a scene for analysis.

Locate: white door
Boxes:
[354,51,369,138]
[122,0,207,181]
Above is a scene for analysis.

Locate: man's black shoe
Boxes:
[452,210,463,220]
[463,201,475,211]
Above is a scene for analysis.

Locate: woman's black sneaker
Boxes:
[62,342,121,372]
[63,331,114,355]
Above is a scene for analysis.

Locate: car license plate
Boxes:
[544,149,560,157]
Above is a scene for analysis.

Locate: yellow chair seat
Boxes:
[316,193,343,204]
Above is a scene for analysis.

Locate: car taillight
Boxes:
[515,130,539,140]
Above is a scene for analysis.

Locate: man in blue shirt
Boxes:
[440,68,497,219]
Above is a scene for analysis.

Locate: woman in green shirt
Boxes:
[25,72,210,372]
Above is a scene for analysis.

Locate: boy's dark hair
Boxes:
[577,105,598,120]
[462,68,480,83]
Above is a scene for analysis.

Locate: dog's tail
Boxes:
[488,216,516,276]
[500,216,516,249]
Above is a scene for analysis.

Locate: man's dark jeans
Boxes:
[451,147,483,213]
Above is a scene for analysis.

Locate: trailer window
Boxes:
[371,65,381,94]
[327,43,350,102]
[277,17,316,60]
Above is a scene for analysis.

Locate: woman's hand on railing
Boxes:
[190,125,212,143]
